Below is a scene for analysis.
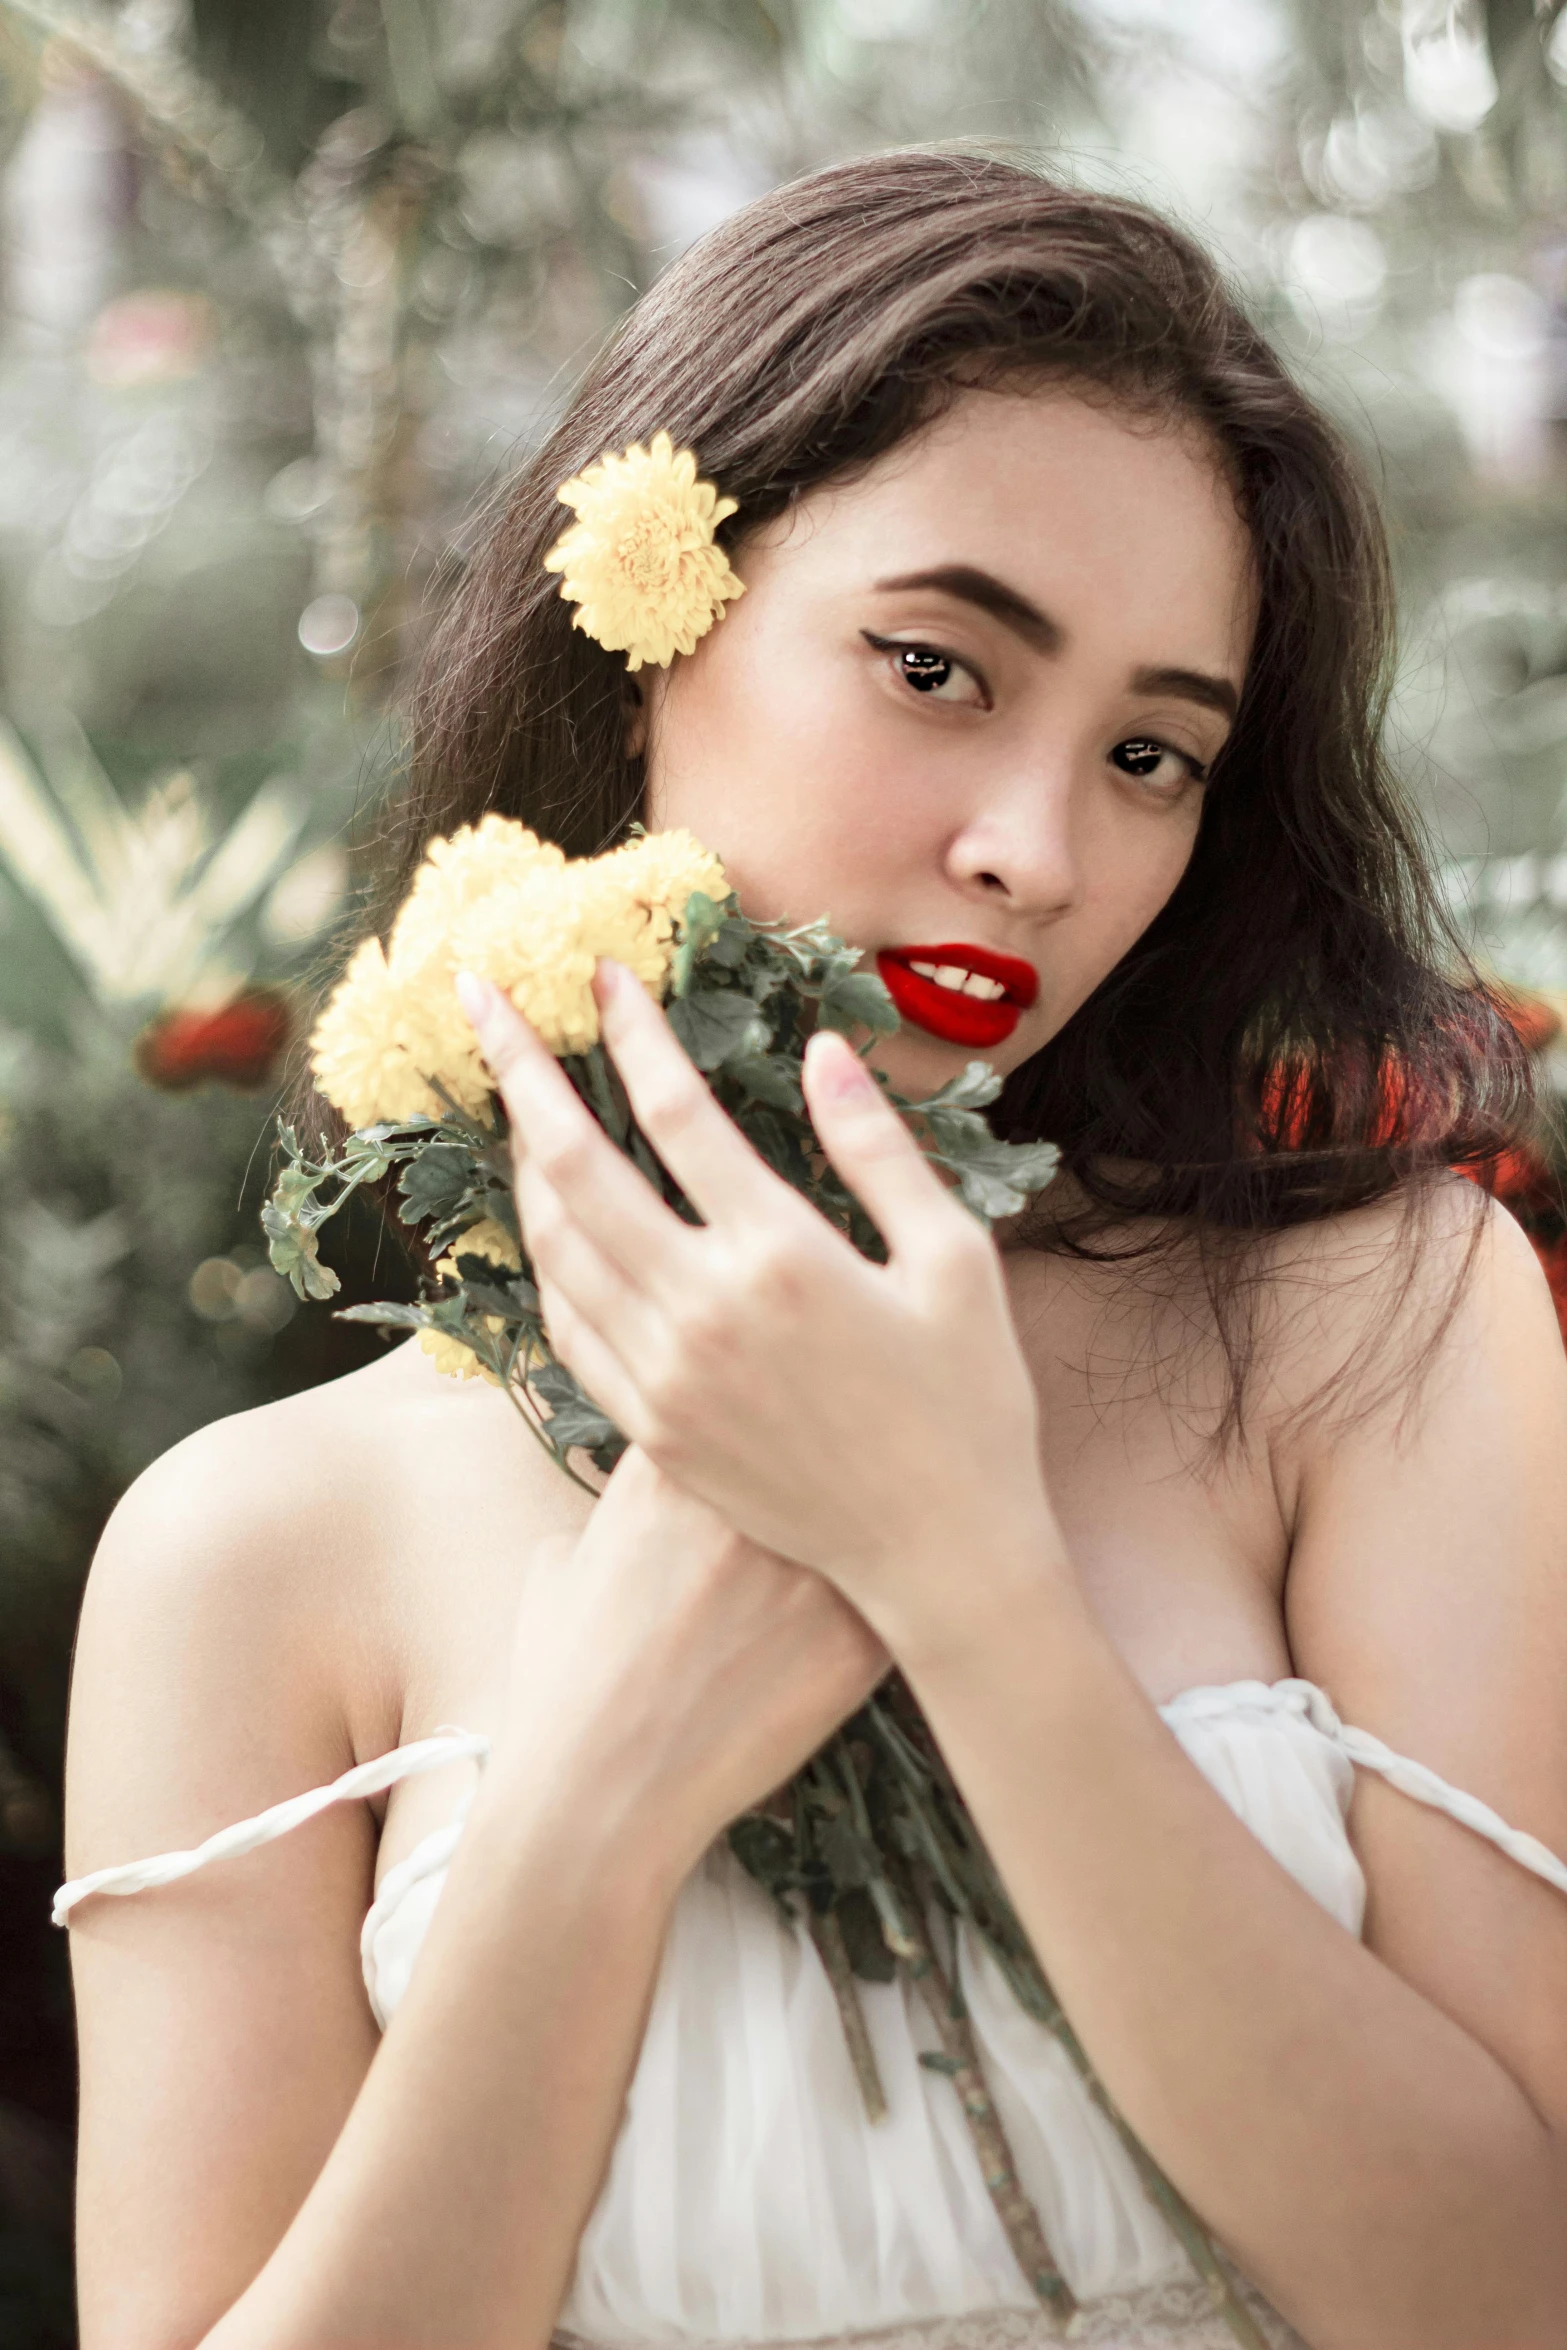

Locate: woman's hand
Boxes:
[457,961,1067,1658]
[500,1447,888,1865]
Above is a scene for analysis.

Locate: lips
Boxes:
[876,942,1039,1049]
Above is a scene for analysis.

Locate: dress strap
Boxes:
[1280,1679,1567,1899]
[52,1727,490,1929]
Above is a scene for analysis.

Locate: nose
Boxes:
[944,758,1080,917]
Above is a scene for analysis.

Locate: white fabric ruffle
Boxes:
[60,1673,1566,2349]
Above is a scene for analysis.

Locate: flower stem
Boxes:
[883,1852,1078,2331]
[859,1695,1270,2350]
[819,1737,1076,2329]
[806,1907,888,2122]
[497,1333,600,1495]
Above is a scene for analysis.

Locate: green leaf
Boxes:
[989,1139,1061,1196]
[527,1359,620,1450]
[918,2052,964,2077]
[725,1054,804,1112]
[268,1162,320,1221]
[667,987,768,1071]
[356,1116,441,1143]
[705,922,751,971]
[670,890,736,997]
[340,1133,398,1184]
[816,968,899,1036]
[837,1886,898,1982]
[261,1201,340,1300]
[453,1268,541,1317]
[817,1809,876,1891]
[938,1135,1061,1221]
[538,1393,621,1449]
[727,1814,799,1894]
[334,1300,429,1329]
[910,1060,1002,1113]
[397,1144,479,1227]
[952,1165,1035,1219]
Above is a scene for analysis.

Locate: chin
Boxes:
[870,1028,1032,1094]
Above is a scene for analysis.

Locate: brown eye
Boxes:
[899,648,956,693]
[862,632,986,706]
[1113,738,1168,777]
[1110,737,1207,788]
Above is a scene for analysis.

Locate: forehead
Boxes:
[762,385,1257,671]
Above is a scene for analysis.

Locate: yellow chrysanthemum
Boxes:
[597,827,730,926]
[418,1216,524,1383]
[308,936,448,1131]
[308,817,731,1123]
[434,1217,522,1281]
[389,816,562,966]
[417,1327,499,1383]
[542,432,745,671]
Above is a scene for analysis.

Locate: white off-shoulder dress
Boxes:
[55,1676,1567,2350]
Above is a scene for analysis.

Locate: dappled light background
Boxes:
[1,3,1565,2340]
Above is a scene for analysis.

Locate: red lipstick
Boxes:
[876,942,1039,1049]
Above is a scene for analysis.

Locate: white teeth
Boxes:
[903,959,1007,1001]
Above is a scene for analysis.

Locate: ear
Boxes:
[622,673,648,761]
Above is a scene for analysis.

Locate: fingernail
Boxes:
[595,957,631,999]
[812,1033,877,1101]
[454,969,494,1027]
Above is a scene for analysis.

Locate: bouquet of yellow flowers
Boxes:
[269,816,1059,1472]
[264,827,1267,2347]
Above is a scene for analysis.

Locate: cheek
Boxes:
[643,626,917,926]
[1117,814,1201,936]
[1045,803,1202,1028]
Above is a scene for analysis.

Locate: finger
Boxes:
[531,1273,650,1450]
[517,1157,665,1362]
[801,1030,979,1262]
[456,970,700,1300]
[594,959,800,1232]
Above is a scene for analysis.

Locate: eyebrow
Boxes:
[873,563,1240,723]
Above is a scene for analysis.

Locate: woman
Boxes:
[55,153,1567,2350]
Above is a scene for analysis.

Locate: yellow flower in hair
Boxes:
[543,431,745,671]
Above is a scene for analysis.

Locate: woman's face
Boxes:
[640,385,1256,1096]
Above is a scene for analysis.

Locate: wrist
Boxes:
[475,1724,709,1907]
[863,1495,1081,1677]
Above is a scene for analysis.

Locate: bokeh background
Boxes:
[1,2,1566,2339]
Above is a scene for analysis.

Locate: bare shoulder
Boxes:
[1252,1172,1564,1437]
[66,1337,590,1876]
[65,1346,419,1879]
[1271,1179,1567,2132]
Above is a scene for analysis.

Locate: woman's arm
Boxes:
[68,1412,882,2350]
[471,968,1567,2350]
[898,1196,1567,2350]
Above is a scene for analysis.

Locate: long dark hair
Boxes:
[319,149,1530,1427]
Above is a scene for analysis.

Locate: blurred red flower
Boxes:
[1456,990,1567,1341]
[1490,986,1563,1059]
[1534,1236,1567,1345]
[134,990,292,1093]
[1255,987,1567,1345]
